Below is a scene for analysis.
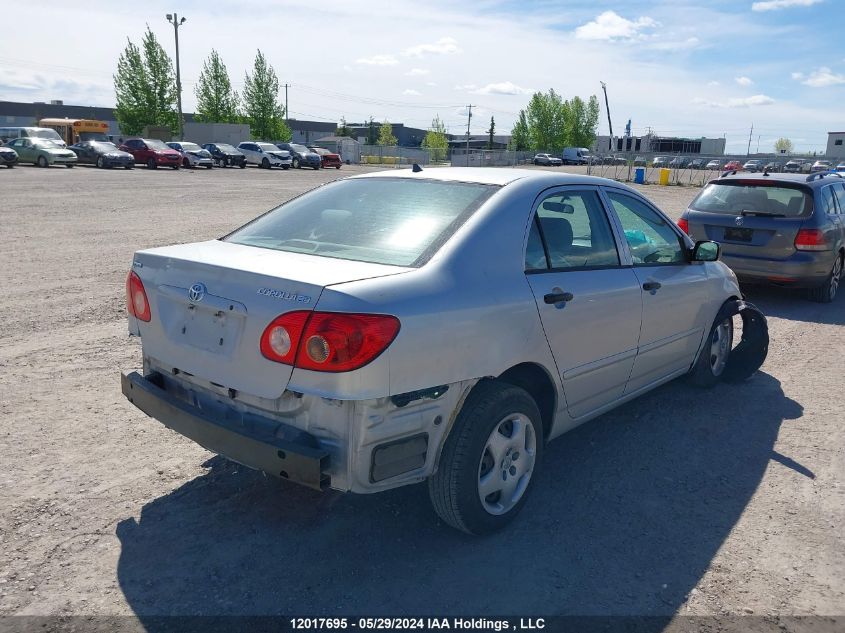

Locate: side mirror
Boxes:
[692,240,720,262]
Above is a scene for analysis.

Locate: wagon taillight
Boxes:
[125,271,151,322]
[260,311,400,372]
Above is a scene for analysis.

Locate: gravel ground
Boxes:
[0,163,842,620]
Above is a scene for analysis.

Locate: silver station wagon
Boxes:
[122,168,768,534]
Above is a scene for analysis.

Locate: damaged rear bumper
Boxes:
[121,371,330,490]
[714,300,769,382]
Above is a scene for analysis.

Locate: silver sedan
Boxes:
[121,168,768,534]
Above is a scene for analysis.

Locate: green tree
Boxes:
[113,27,178,135]
[486,115,496,149]
[337,116,353,138]
[774,137,794,154]
[194,50,240,123]
[509,111,530,151]
[566,95,600,149]
[242,50,291,141]
[377,120,397,146]
[422,114,449,162]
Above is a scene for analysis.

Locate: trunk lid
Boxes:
[132,240,411,398]
[687,211,806,259]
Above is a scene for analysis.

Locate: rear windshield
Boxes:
[690,182,813,217]
[224,178,498,267]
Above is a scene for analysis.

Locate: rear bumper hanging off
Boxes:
[714,300,769,383]
[121,371,330,490]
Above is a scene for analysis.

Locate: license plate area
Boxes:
[181,304,243,354]
[724,227,753,242]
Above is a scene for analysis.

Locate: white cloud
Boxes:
[402,37,461,57]
[707,80,721,86]
[355,54,398,66]
[752,0,824,11]
[402,89,421,96]
[575,11,658,41]
[454,83,477,91]
[693,94,776,108]
[472,81,534,95]
[735,76,754,86]
[793,66,845,87]
[405,68,430,76]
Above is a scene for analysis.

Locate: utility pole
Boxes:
[746,123,754,157]
[465,104,473,163]
[166,12,186,140]
[600,81,613,151]
[283,83,290,121]
[756,135,761,154]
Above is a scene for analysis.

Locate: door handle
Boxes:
[642,281,662,291]
[544,291,574,304]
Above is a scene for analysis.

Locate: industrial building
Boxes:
[593,134,727,156]
[827,131,845,159]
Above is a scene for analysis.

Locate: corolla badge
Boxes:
[735,216,744,226]
[188,282,207,303]
[257,287,311,303]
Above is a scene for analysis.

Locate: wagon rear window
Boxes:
[690,182,813,217]
[224,178,498,267]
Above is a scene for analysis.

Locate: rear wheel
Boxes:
[147,158,157,170]
[688,316,733,387]
[336,165,341,169]
[261,157,270,169]
[239,161,246,169]
[292,158,301,169]
[205,164,213,169]
[66,163,74,168]
[96,156,105,169]
[37,155,48,168]
[808,253,843,303]
[124,164,133,170]
[183,158,191,168]
[428,380,542,535]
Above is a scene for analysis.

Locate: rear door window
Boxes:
[833,184,845,213]
[690,182,813,217]
[820,186,838,215]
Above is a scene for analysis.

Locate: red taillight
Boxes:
[259,311,400,372]
[259,311,310,364]
[125,271,151,322]
[677,217,690,234]
[794,228,827,251]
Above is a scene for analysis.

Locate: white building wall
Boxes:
[827,132,845,158]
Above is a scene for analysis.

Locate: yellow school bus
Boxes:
[38,118,111,145]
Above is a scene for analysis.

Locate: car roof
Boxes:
[348,166,638,189]
[714,172,844,188]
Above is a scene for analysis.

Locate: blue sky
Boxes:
[1,0,842,153]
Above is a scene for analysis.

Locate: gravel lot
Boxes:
[0,163,843,620]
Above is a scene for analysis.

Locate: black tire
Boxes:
[147,158,157,170]
[183,158,191,168]
[205,164,213,169]
[282,165,289,170]
[6,164,14,168]
[808,253,843,303]
[336,165,341,169]
[96,156,105,169]
[37,155,48,168]
[172,164,179,170]
[292,157,301,169]
[66,163,74,168]
[688,314,734,387]
[124,165,133,170]
[239,162,246,169]
[428,380,543,535]
[261,157,270,169]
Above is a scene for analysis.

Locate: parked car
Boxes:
[705,159,723,170]
[669,156,688,169]
[276,143,322,169]
[202,143,247,168]
[119,138,181,170]
[811,160,833,173]
[309,146,342,169]
[633,156,647,166]
[167,141,214,169]
[237,142,292,169]
[120,167,768,535]
[743,159,764,173]
[783,160,803,173]
[678,171,845,303]
[763,162,781,173]
[836,162,845,172]
[0,141,18,168]
[689,159,705,170]
[533,153,562,166]
[722,160,744,172]
[561,147,591,165]
[4,137,76,167]
[652,156,669,168]
[69,140,134,169]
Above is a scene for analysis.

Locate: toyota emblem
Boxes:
[188,282,207,303]
[735,216,744,226]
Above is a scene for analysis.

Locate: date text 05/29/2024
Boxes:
[289,618,546,631]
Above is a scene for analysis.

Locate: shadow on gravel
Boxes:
[116,372,802,618]
[741,284,845,326]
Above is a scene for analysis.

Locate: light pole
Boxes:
[600,81,613,152]
[166,12,186,140]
